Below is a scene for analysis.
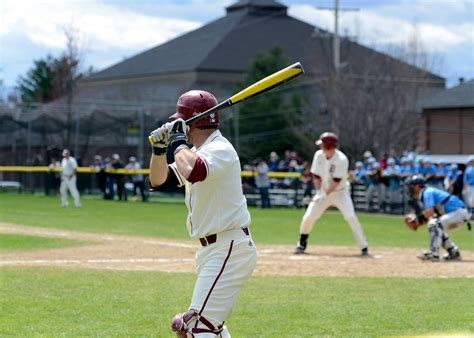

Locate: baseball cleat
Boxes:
[417,251,440,261]
[294,244,306,255]
[361,247,369,257]
[442,249,461,261]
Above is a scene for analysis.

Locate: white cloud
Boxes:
[289,3,473,51]
[0,0,201,52]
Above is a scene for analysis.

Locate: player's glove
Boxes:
[149,125,170,156]
[166,118,189,157]
[404,213,423,231]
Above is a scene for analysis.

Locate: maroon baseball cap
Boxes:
[316,132,338,149]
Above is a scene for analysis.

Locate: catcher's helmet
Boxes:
[406,175,426,187]
[170,90,219,127]
[315,132,338,149]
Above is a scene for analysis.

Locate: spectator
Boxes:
[432,160,447,190]
[59,149,81,208]
[254,159,271,208]
[300,161,313,206]
[268,151,280,172]
[365,161,385,212]
[447,164,463,196]
[283,159,301,189]
[363,150,373,166]
[399,157,416,177]
[414,157,425,175]
[110,154,127,201]
[420,159,438,185]
[379,152,389,170]
[91,155,107,198]
[463,157,474,214]
[351,161,367,184]
[126,156,147,202]
[47,157,61,195]
[383,158,402,210]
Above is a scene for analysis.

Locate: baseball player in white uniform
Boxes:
[60,149,81,208]
[148,90,257,337]
[294,132,369,256]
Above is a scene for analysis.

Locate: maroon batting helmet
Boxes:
[170,90,219,127]
[315,132,338,149]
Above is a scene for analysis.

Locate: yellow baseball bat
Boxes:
[185,62,304,125]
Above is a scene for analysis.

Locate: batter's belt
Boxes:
[199,227,250,247]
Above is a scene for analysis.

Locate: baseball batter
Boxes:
[148,90,257,337]
[294,132,369,256]
[405,175,471,261]
[60,149,81,208]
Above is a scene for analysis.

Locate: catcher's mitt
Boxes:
[404,213,423,231]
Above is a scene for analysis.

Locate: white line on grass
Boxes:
[0,258,194,266]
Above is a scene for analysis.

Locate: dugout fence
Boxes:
[0,166,410,214]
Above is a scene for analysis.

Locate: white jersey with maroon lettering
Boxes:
[169,129,256,336]
[300,148,368,250]
[310,149,350,192]
[172,130,251,239]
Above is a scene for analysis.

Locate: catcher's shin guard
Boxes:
[428,220,443,255]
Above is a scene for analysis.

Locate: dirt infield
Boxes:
[1,223,473,278]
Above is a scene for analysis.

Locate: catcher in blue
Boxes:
[404,175,471,261]
[148,90,257,337]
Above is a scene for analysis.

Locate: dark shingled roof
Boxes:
[422,79,474,109]
[88,0,443,83]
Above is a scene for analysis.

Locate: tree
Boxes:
[17,57,56,105]
[234,46,304,163]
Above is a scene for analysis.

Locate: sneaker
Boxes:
[361,247,369,257]
[417,251,440,261]
[294,244,306,255]
[443,249,461,261]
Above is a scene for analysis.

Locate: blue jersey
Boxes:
[417,164,437,176]
[464,166,474,186]
[353,169,366,183]
[421,187,465,213]
[448,170,460,181]
[400,165,416,175]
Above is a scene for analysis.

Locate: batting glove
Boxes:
[149,125,169,156]
[167,119,189,156]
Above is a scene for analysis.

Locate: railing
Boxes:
[0,166,409,214]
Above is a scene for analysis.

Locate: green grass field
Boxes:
[0,233,88,252]
[1,193,473,337]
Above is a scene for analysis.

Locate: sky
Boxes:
[1,0,473,94]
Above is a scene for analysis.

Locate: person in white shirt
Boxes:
[60,149,81,208]
[148,90,256,338]
[294,132,368,256]
[125,156,147,202]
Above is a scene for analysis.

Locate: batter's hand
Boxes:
[149,125,170,156]
[167,119,189,156]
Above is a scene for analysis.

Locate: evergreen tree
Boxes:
[17,57,56,104]
[235,46,303,163]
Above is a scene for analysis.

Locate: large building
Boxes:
[420,79,474,155]
[1,0,445,166]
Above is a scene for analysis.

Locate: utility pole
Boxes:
[317,0,359,77]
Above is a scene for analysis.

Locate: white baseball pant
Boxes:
[439,208,471,231]
[60,176,81,207]
[427,208,471,254]
[300,189,368,249]
[188,227,257,336]
[463,185,474,210]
